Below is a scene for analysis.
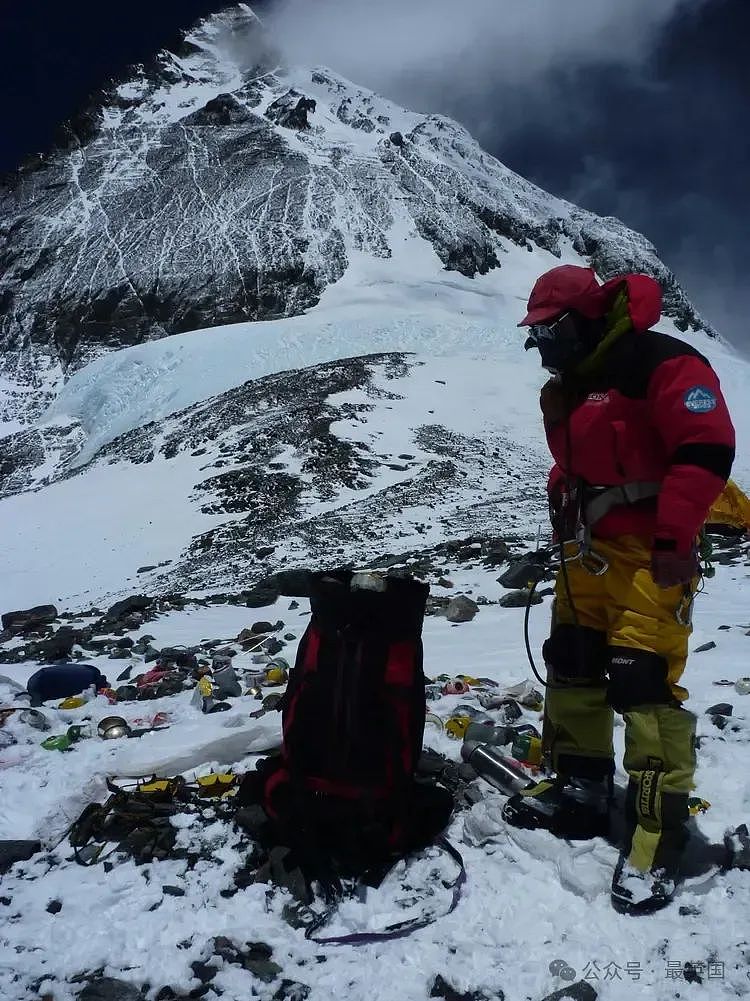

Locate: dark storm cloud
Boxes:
[269,0,708,102]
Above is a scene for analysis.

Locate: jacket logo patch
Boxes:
[586,391,609,403]
[684,386,717,413]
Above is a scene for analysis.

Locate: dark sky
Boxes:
[2,1,748,347]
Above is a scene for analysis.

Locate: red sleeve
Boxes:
[547,463,564,499]
[647,355,735,552]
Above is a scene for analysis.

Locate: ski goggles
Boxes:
[523,311,573,348]
[524,312,585,374]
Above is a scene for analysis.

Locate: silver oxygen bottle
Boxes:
[462,721,540,747]
[461,741,531,795]
[462,722,515,746]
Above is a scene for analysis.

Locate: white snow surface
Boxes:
[45,233,562,465]
[3,238,750,612]
[2,278,750,997]
[1,564,750,1001]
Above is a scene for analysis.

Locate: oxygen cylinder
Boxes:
[460,741,531,795]
[462,722,514,746]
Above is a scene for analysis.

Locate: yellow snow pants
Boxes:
[543,535,698,873]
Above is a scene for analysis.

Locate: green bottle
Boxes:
[41,733,73,752]
[66,724,91,742]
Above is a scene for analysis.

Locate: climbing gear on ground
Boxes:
[134,777,184,797]
[502,773,612,840]
[195,773,238,797]
[461,741,530,796]
[610,852,677,915]
[68,778,184,866]
[64,776,247,867]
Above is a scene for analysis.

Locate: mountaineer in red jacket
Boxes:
[503,264,735,915]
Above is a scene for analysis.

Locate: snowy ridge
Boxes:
[1,290,747,612]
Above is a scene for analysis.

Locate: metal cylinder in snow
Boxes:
[461,741,530,795]
[462,722,514,746]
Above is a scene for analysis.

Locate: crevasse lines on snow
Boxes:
[178,121,252,309]
[86,143,148,318]
[58,149,98,302]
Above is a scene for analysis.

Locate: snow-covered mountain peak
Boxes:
[1,1,714,435]
[2,1,746,614]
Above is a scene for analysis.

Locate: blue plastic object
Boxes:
[26,663,108,706]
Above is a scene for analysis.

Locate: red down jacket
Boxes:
[540,271,736,555]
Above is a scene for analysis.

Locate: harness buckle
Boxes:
[561,523,609,576]
[675,586,695,626]
[579,548,609,576]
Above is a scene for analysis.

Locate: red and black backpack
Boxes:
[259,570,436,870]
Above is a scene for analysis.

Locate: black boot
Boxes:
[610,853,679,915]
[502,774,612,840]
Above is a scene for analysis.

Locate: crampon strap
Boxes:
[304,836,466,946]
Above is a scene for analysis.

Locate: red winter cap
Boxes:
[518,265,607,326]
